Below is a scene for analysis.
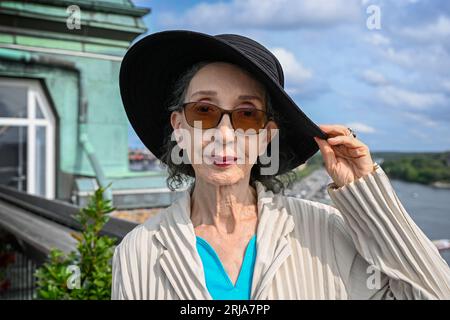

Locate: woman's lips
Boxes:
[209,155,238,167]
[214,163,233,168]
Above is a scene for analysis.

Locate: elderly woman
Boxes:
[113,30,450,300]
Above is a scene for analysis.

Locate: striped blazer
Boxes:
[112,165,450,299]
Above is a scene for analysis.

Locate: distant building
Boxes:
[0,0,183,208]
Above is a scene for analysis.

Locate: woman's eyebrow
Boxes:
[191,90,217,98]
[191,90,263,103]
[238,95,263,102]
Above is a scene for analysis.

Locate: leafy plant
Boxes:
[35,183,116,300]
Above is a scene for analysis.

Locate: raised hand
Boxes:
[313,124,375,188]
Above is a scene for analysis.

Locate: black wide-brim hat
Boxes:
[120,30,328,175]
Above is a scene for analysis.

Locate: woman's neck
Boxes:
[190,177,258,236]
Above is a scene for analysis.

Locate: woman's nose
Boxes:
[216,113,236,141]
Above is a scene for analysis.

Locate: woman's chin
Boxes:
[198,166,247,186]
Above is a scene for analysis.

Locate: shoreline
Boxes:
[431,181,450,189]
[392,179,450,189]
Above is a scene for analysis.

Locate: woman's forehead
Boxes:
[187,63,266,101]
[190,89,263,103]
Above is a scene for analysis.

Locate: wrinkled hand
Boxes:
[313,124,375,188]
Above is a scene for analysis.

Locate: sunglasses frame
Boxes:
[181,101,273,133]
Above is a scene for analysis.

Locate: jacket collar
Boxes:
[154,180,295,300]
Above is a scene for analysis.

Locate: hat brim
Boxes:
[119,30,328,175]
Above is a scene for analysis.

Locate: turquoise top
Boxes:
[195,234,257,300]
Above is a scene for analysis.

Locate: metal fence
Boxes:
[0,251,37,300]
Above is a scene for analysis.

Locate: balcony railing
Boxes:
[0,184,138,300]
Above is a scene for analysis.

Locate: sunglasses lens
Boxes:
[233,108,266,132]
[184,102,267,132]
[184,102,221,129]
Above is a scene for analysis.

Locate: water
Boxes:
[389,179,450,265]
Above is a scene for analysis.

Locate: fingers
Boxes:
[327,135,365,149]
[317,124,365,149]
[313,137,336,169]
[345,146,369,158]
[318,124,351,137]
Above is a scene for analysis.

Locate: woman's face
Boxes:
[170,62,278,186]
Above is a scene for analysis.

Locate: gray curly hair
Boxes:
[159,61,296,193]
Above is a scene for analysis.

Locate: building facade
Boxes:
[0,0,179,208]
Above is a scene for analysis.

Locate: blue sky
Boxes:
[129,0,450,152]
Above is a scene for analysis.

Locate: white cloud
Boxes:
[409,128,430,141]
[402,112,438,127]
[360,69,388,86]
[378,86,447,110]
[346,122,376,133]
[381,47,415,67]
[271,47,313,84]
[398,15,450,44]
[158,0,362,30]
[364,33,391,46]
[269,47,321,97]
[376,44,450,76]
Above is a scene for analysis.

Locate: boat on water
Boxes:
[432,239,450,251]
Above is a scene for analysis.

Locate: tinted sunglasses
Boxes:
[182,101,271,133]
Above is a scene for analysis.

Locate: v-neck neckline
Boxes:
[154,180,296,300]
[196,234,256,288]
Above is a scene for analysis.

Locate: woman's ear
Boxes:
[170,110,182,130]
[170,111,186,148]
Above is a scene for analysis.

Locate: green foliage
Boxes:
[379,152,450,185]
[35,183,116,300]
[293,153,323,182]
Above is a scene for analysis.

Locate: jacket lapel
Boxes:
[154,181,295,300]
[154,187,212,300]
[250,181,295,300]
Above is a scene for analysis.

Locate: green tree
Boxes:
[35,183,116,300]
